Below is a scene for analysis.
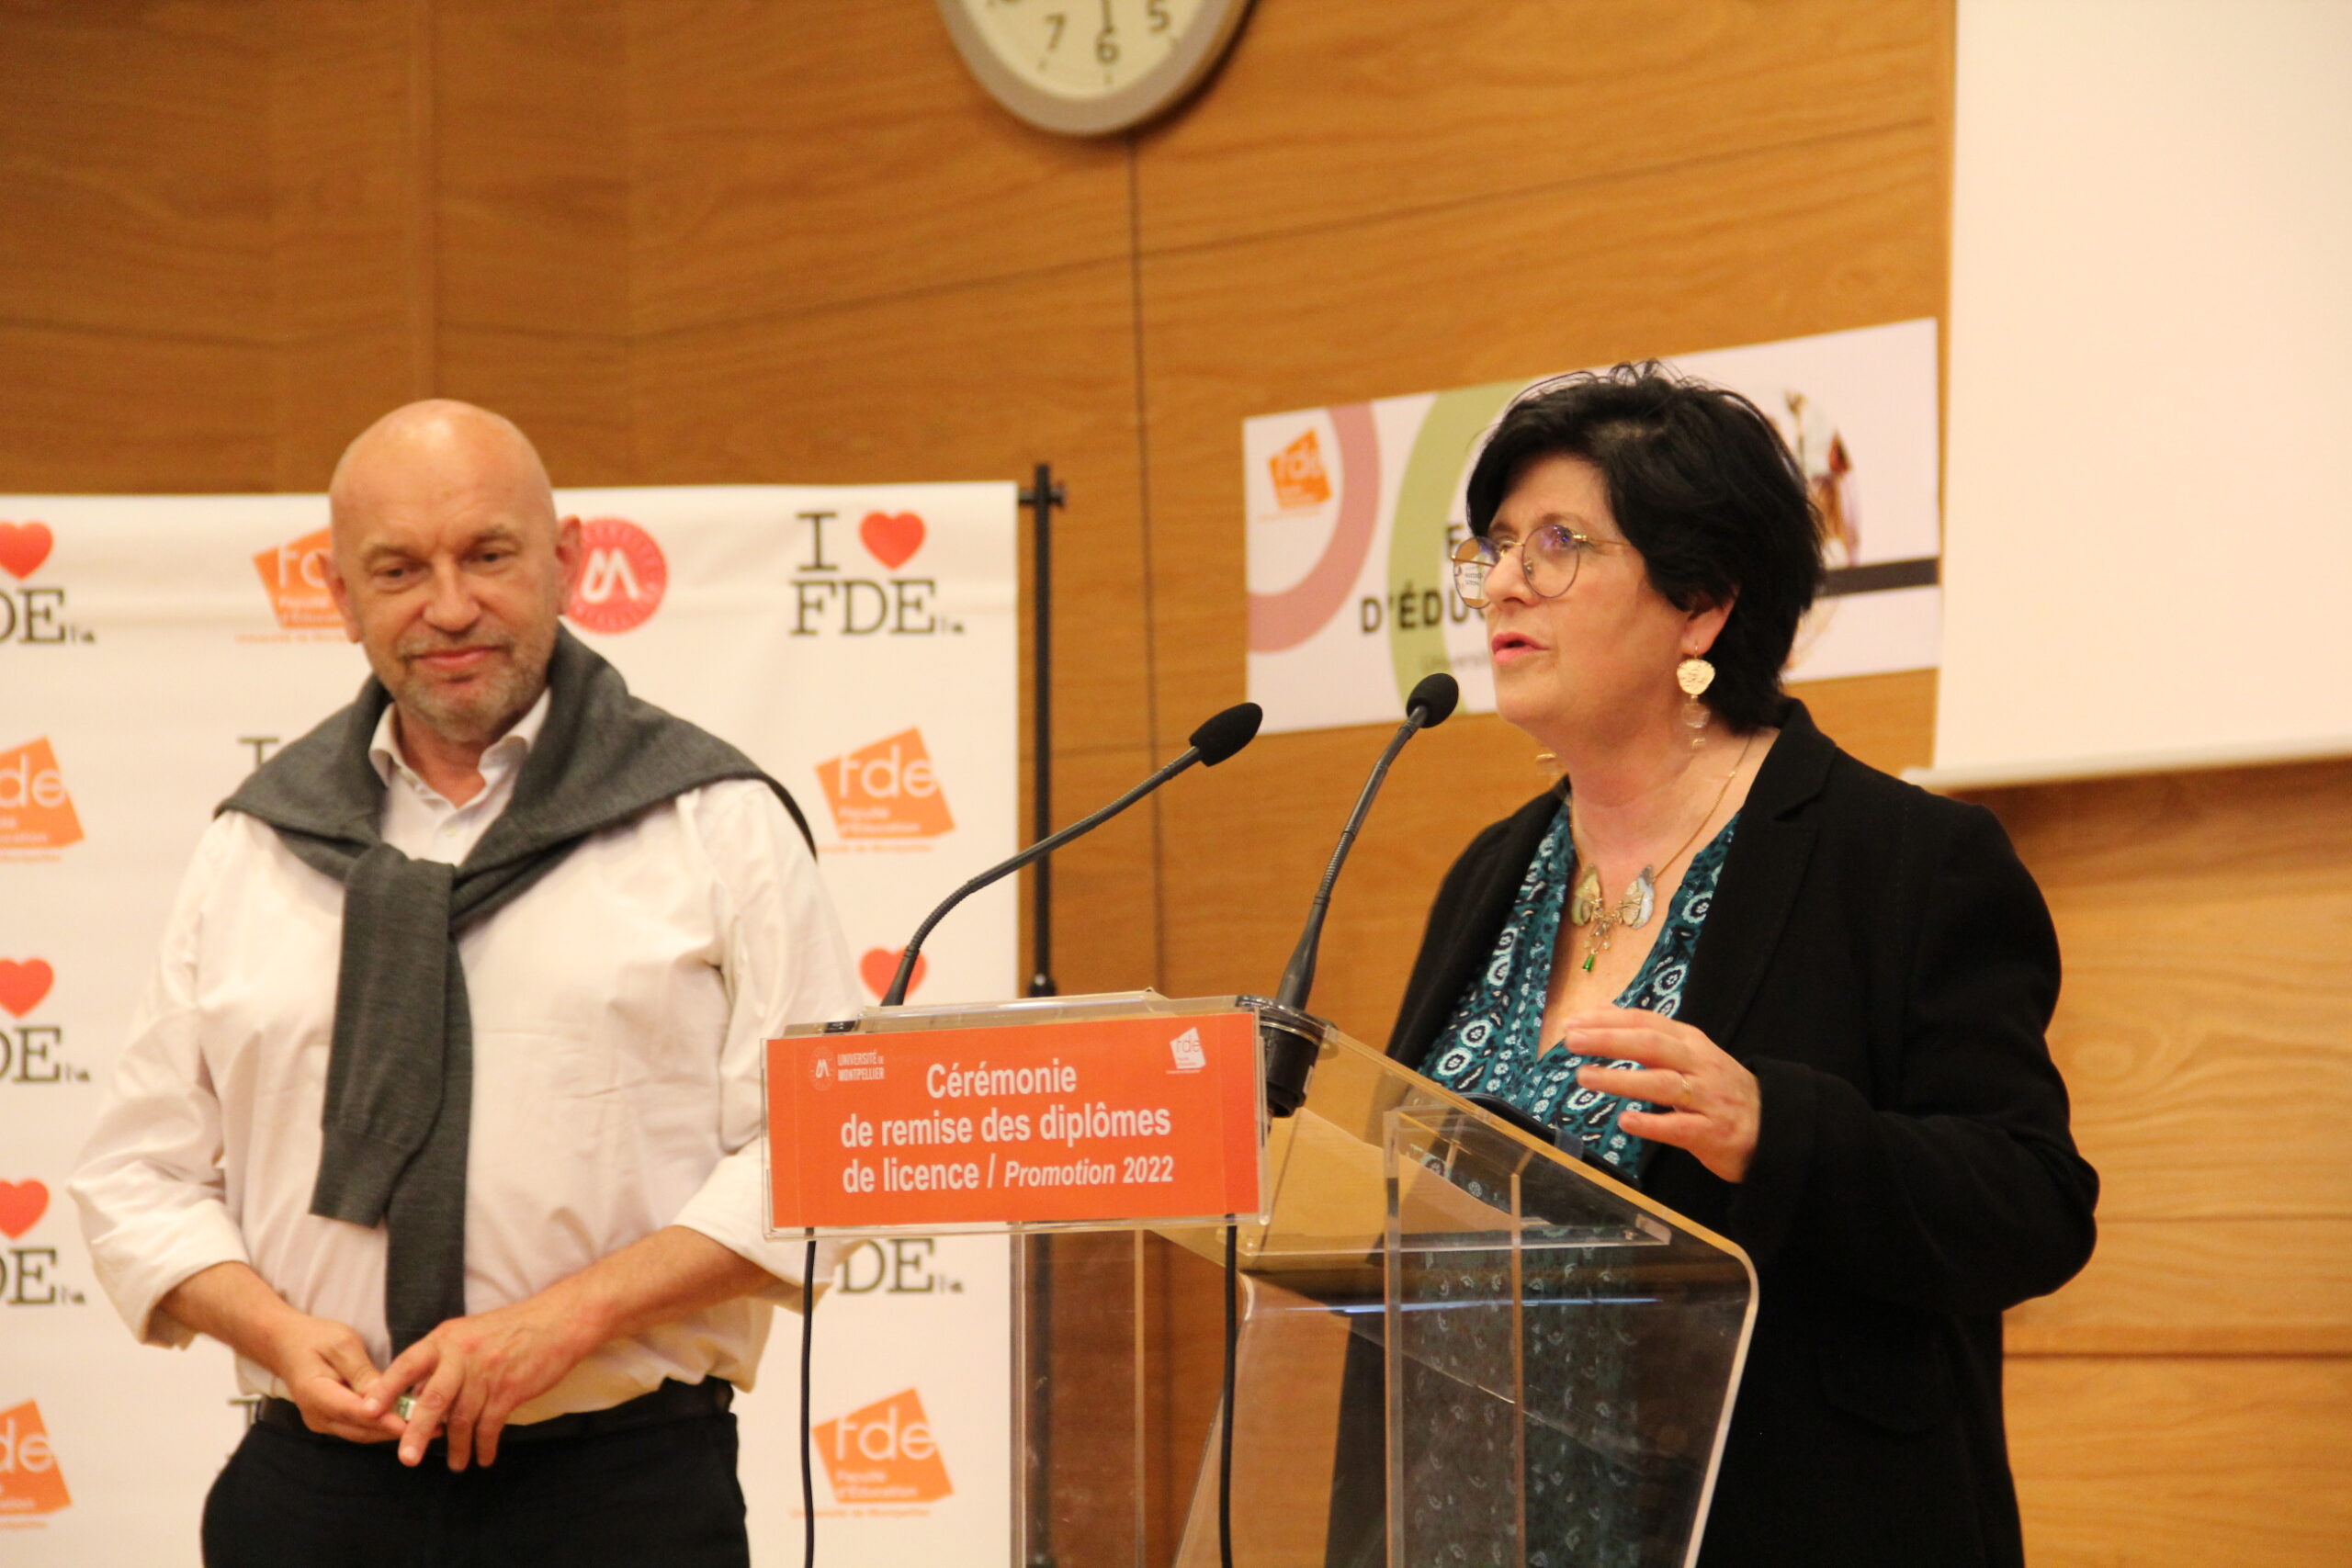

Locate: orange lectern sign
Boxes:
[767,1010,1263,1232]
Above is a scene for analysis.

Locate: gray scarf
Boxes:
[220,627,811,1351]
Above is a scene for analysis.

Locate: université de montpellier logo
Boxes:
[565,518,668,635]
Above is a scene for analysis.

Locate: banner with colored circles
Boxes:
[1244,319,1944,734]
[0,485,1020,1565]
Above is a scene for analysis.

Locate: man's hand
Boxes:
[360,1225,781,1471]
[362,1294,595,1471]
[157,1262,402,1443]
[264,1312,408,1443]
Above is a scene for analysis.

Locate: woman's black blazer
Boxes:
[1385,699,2098,1568]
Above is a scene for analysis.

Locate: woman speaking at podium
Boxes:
[1385,367,2098,1567]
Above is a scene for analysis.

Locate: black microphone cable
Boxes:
[801,1236,819,1568]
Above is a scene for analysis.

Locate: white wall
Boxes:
[1937,0,2352,783]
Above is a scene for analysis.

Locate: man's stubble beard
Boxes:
[387,618,558,750]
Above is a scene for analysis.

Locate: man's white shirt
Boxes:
[71,693,861,1421]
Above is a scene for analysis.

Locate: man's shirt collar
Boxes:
[368,683,553,803]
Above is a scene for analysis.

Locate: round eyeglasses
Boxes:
[1449,524,1596,608]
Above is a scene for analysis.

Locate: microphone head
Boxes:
[1407,673,1460,728]
[1190,702,1263,765]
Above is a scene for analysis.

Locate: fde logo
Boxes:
[566,517,667,634]
[0,960,77,1088]
[0,740,82,852]
[0,1400,70,1521]
[816,730,954,843]
[253,526,342,632]
[1268,429,1332,512]
[0,521,85,645]
[789,510,961,638]
[813,1388,951,1505]
[0,1178,79,1308]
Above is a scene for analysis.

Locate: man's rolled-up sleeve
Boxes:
[69,820,253,1347]
[668,782,863,1303]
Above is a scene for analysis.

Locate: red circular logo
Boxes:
[566,517,667,634]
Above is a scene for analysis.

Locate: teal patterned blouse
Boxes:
[1426,800,1738,1179]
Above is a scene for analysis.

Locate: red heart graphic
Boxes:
[859,512,925,570]
[0,958,52,1018]
[859,947,926,1000]
[0,1179,49,1240]
[0,521,53,580]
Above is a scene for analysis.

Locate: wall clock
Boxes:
[936,0,1254,136]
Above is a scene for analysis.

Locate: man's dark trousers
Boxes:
[199,1408,749,1567]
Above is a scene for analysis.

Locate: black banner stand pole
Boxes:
[1016,462,1064,1568]
[1021,462,1065,999]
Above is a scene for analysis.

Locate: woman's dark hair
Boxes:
[1464,363,1822,732]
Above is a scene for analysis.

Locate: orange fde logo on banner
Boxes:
[0,1400,70,1520]
[0,740,82,852]
[253,527,341,632]
[816,729,954,842]
[1268,428,1332,512]
[814,1388,951,1505]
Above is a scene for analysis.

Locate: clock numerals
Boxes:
[944,0,1241,134]
[1095,0,1119,67]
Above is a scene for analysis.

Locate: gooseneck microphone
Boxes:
[880,702,1263,1007]
[1261,673,1459,1113]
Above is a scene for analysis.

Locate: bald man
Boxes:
[72,401,858,1567]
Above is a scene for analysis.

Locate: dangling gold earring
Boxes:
[1676,657,1714,750]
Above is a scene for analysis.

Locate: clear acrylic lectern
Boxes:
[771,990,1756,1568]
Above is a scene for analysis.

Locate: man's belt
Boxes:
[254,1376,733,1448]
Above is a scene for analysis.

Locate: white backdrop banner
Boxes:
[1243,320,1944,735]
[0,485,1019,1565]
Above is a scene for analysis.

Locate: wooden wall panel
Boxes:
[2007,1218,2352,1357]
[0,321,278,492]
[267,1,427,487]
[1985,755,2352,1371]
[0,1,279,495]
[1139,0,1943,254]
[437,326,635,485]
[0,1,273,343]
[434,0,631,337]
[2008,1357,2352,1567]
[632,264,1154,756]
[624,0,1131,334]
[1992,754,2352,1553]
[1986,760,2352,1225]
